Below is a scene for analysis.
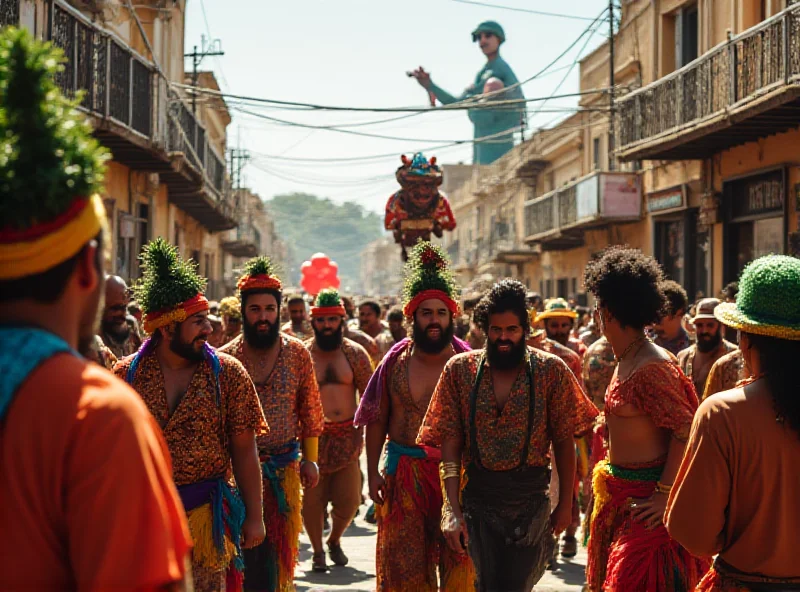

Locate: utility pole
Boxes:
[229,148,251,191]
[184,35,224,114]
[608,0,616,171]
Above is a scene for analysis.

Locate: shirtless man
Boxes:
[354,243,474,591]
[676,298,737,396]
[302,290,374,572]
[583,247,708,592]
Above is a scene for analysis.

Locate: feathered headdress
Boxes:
[237,256,282,295]
[133,238,208,333]
[311,288,346,318]
[402,241,460,318]
[0,27,109,280]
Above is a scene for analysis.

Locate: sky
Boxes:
[184,0,611,214]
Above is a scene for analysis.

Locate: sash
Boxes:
[0,327,76,420]
[384,440,441,477]
[260,441,302,514]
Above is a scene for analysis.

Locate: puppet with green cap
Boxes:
[409,20,525,164]
[116,238,268,592]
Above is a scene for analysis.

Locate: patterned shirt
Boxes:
[385,346,435,443]
[418,348,598,470]
[530,336,583,387]
[582,336,616,410]
[304,337,374,403]
[281,320,313,342]
[113,351,268,486]
[605,360,699,441]
[565,336,588,359]
[702,349,746,401]
[677,340,738,397]
[221,334,324,453]
[86,334,118,370]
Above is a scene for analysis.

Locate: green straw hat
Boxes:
[715,255,800,340]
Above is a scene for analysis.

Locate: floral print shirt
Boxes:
[582,336,617,410]
[702,349,746,401]
[221,334,324,453]
[418,348,598,470]
[114,350,268,486]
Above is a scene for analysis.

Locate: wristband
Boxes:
[302,437,319,463]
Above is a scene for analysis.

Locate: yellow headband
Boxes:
[0,194,106,280]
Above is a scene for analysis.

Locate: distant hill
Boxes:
[264,193,384,292]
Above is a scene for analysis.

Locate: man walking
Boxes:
[302,289,374,573]
[116,239,268,591]
[419,279,598,591]
[537,298,587,358]
[0,29,191,590]
[220,256,324,591]
[355,242,475,590]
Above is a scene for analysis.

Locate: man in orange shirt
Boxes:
[0,28,191,591]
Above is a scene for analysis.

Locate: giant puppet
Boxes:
[384,153,456,261]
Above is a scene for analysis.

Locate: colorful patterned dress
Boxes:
[220,334,324,592]
[114,349,267,592]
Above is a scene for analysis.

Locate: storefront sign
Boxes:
[647,187,685,213]
[729,169,784,220]
[600,174,641,217]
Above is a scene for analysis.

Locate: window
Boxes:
[593,137,601,170]
[675,3,699,69]
[557,278,569,299]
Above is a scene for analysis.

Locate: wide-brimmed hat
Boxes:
[536,298,579,322]
[691,298,722,322]
[527,309,545,339]
[714,255,800,340]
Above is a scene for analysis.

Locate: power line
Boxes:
[449,0,600,21]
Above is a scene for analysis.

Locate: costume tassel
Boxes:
[186,504,237,572]
[262,463,302,592]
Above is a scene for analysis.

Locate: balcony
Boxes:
[617,4,800,161]
[25,1,237,232]
[446,239,460,266]
[524,172,642,250]
[222,222,260,257]
[488,221,537,264]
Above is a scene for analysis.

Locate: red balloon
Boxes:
[300,252,340,295]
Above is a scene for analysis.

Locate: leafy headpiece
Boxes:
[133,238,208,333]
[311,288,346,318]
[237,256,282,295]
[0,28,109,280]
[402,241,460,318]
[218,296,242,322]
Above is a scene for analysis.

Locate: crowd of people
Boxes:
[3,27,800,592]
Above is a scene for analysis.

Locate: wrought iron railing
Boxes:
[0,0,19,28]
[618,4,800,150]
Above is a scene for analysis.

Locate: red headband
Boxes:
[237,274,282,292]
[143,294,209,333]
[311,305,347,318]
[403,289,459,318]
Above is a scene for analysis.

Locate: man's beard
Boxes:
[170,330,206,362]
[487,337,527,370]
[243,317,280,350]
[313,324,344,352]
[413,320,455,354]
[546,329,570,347]
[102,317,130,342]
[696,329,722,353]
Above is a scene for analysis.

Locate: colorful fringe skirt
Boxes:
[178,477,246,592]
[242,441,302,592]
[586,459,709,592]
[376,441,475,591]
[696,558,800,591]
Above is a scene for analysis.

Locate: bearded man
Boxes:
[100,275,141,358]
[302,289,374,573]
[537,298,588,358]
[676,298,737,396]
[355,242,475,591]
[419,279,598,591]
[115,239,268,592]
[220,256,324,592]
[1,30,191,590]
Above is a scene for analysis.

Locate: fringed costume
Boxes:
[419,347,598,592]
[585,360,709,592]
[117,241,268,592]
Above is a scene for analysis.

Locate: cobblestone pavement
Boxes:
[293,505,588,591]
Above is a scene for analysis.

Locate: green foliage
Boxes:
[265,193,383,289]
[402,242,458,304]
[133,238,206,314]
[315,288,342,308]
[0,27,108,230]
[242,255,280,279]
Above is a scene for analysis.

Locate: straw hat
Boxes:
[714,255,800,340]
[536,297,579,322]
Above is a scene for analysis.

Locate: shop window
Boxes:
[545,279,553,299]
[654,208,709,303]
[556,278,569,299]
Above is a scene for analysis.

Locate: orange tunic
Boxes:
[113,350,268,486]
[418,348,598,470]
[666,384,800,580]
[221,334,324,452]
[1,355,191,591]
